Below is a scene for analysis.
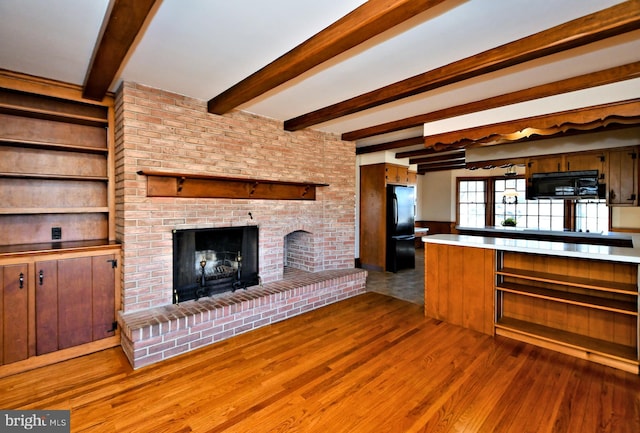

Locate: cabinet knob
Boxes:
[39,270,44,286]
[610,189,616,200]
[19,272,24,289]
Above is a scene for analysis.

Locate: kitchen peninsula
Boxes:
[423,234,640,374]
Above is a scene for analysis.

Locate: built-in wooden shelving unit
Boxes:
[495,251,639,373]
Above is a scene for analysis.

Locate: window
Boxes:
[457,175,609,231]
[458,179,486,227]
[575,199,609,233]
[494,178,564,229]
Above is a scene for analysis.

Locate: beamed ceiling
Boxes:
[1,0,639,172]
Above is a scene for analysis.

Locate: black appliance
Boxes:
[386,184,415,272]
[528,170,605,200]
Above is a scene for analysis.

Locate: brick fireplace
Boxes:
[114,82,366,368]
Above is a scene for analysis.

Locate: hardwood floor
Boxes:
[1,292,638,432]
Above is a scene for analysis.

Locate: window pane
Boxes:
[575,199,608,233]
[458,180,487,227]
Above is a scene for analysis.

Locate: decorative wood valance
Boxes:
[137,170,328,200]
[424,98,640,151]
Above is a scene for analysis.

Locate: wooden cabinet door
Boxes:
[565,151,605,174]
[92,255,116,341]
[527,156,562,175]
[37,255,116,352]
[1,263,29,364]
[57,257,93,349]
[35,260,58,355]
[408,171,417,185]
[607,148,638,206]
[385,164,408,184]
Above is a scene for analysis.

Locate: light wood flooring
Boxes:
[1,285,639,432]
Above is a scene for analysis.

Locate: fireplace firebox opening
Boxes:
[173,226,259,303]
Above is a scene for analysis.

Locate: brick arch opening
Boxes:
[284,230,321,272]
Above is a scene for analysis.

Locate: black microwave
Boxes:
[527,170,605,200]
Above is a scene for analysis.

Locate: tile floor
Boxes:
[365,248,424,305]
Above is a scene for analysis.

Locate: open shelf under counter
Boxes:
[495,317,639,373]
[423,234,640,373]
[496,282,637,315]
[496,267,638,295]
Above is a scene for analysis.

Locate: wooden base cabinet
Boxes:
[0,245,120,376]
[36,255,116,355]
[1,263,29,364]
[495,251,639,373]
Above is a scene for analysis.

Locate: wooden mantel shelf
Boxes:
[137,170,328,200]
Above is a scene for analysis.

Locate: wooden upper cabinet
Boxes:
[526,150,607,194]
[384,164,410,185]
[527,155,563,175]
[565,151,605,175]
[527,150,605,176]
[607,146,638,206]
[407,171,417,185]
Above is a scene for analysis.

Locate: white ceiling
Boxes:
[1,0,639,153]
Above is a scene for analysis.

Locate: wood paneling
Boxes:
[425,243,494,335]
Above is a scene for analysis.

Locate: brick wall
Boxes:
[114,82,356,313]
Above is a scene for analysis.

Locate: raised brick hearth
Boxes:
[119,268,366,368]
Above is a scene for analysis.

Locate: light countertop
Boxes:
[456,225,632,242]
[422,234,640,264]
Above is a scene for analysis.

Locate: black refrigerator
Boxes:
[386,184,415,272]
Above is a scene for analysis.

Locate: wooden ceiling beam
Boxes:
[417,161,466,173]
[343,61,640,141]
[207,0,449,115]
[82,0,159,101]
[285,1,640,131]
[410,150,465,165]
[396,147,442,159]
[355,135,423,155]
